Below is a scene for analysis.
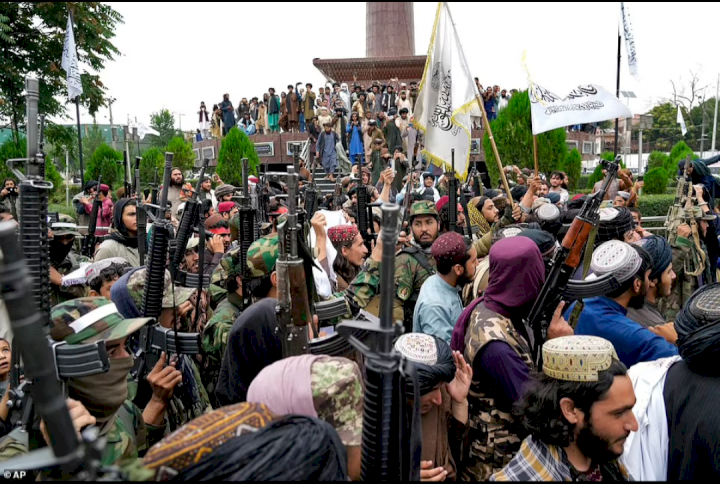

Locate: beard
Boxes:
[576,418,627,465]
[627,284,648,310]
[171,177,184,187]
[416,236,434,249]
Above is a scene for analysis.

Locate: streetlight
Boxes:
[173,112,185,132]
[638,114,653,176]
[107,97,117,150]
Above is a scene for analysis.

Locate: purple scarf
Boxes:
[451,238,545,353]
[246,355,325,418]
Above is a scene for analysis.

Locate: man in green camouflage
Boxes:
[393,200,439,332]
[202,253,243,407]
[659,206,716,322]
[49,221,90,306]
[0,297,179,473]
[112,268,213,432]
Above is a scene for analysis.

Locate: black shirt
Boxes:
[214,298,281,406]
[664,359,720,481]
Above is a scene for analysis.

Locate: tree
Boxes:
[0,3,123,141]
[150,109,180,147]
[585,152,618,189]
[643,167,669,195]
[562,148,582,191]
[165,137,195,174]
[45,123,79,174]
[669,140,695,175]
[0,137,64,201]
[666,67,707,112]
[85,143,121,187]
[482,91,567,186]
[216,128,260,186]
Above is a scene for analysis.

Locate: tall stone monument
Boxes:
[313,2,425,87]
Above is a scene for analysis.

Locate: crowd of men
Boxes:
[0,111,719,481]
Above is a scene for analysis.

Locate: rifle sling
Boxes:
[401,247,436,276]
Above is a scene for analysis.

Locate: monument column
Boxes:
[366,2,415,58]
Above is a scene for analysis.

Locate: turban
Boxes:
[596,207,634,246]
[635,235,672,281]
[435,196,463,214]
[518,229,556,258]
[327,225,359,245]
[394,333,456,396]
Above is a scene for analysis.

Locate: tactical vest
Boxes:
[398,246,436,333]
[462,303,533,481]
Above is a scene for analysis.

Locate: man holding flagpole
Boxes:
[62,10,85,185]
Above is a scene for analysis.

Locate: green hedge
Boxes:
[637,194,674,218]
[577,175,591,190]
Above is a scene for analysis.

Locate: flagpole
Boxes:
[475,94,514,207]
[533,135,539,177]
[68,8,84,184]
[614,29,621,158]
[444,4,514,206]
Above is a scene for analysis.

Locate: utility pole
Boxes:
[177,112,185,132]
[712,73,719,156]
[700,91,707,159]
[108,97,116,150]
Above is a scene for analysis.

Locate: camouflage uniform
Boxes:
[50,223,90,306]
[0,298,164,470]
[124,269,213,431]
[461,303,533,481]
[658,234,712,322]
[209,246,241,305]
[393,201,438,331]
[310,357,364,446]
[202,292,242,407]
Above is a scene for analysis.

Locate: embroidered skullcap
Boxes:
[394,333,438,365]
[85,258,130,284]
[536,203,560,222]
[589,240,641,283]
[327,225,358,244]
[431,231,467,267]
[542,336,618,382]
[617,191,631,201]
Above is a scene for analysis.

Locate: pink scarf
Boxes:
[246,355,324,418]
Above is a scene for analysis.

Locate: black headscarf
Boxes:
[596,207,634,247]
[109,198,138,248]
[173,415,348,481]
[675,283,720,376]
[636,235,672,281]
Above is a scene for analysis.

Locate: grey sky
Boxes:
[76,2,720,129]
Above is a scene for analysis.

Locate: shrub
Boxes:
[647,151,670,171]
[165,137,195,174]
[216,127,260,186]
[586,164,605,190]
[85,143,122,188]
[577,175,591,190]
[563,149,582,191]
[138,147,164,191]
[637,194,674,218]
[643,167,669,195]
[669,141,695,176]
[482,91,567,186]
[0,137,64,202]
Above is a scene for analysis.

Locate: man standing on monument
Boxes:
[221,94,236,136]
[267,88,281,133]
[286,84,301,133]
[303,83,316,130]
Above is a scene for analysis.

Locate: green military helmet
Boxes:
[125,268,196,310]
[409,200,438,220]
[50,297,153,345]
[247,233,279,277]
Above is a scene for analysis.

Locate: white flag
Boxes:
[620,2,640,81]
[528,84,633,135]
[129,122,160,140]
[413,2,476,179]
[677,106,687,136]
[61,16,83,100]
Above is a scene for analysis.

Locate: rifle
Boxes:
[149,167,160,217]
[276,166,313,357]
[292,146,307,229]
[171,158,209,281]
[356,155,375,252]
[135,157,147,266]
[238,158,256,309]
[132,153,201,382]
[336,204,422,481]
[81,174,102,258]
[123,126,133,198]
[256,161,271,238]
[332,173,344,211]
[665,155,705,282]
[304,149,319,221]
[5,79,53,320]
[0,222,119,480]
[525,158,622,367]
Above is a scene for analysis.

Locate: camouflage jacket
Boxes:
[51,251,89,306]
[201,292,242,406]
[462,303,533,481]
[658,235,711,322]
[209,247,241,306]
[393,246,437,331]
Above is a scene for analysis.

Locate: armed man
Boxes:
[659,184,716,321]
[48,221,90,306]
